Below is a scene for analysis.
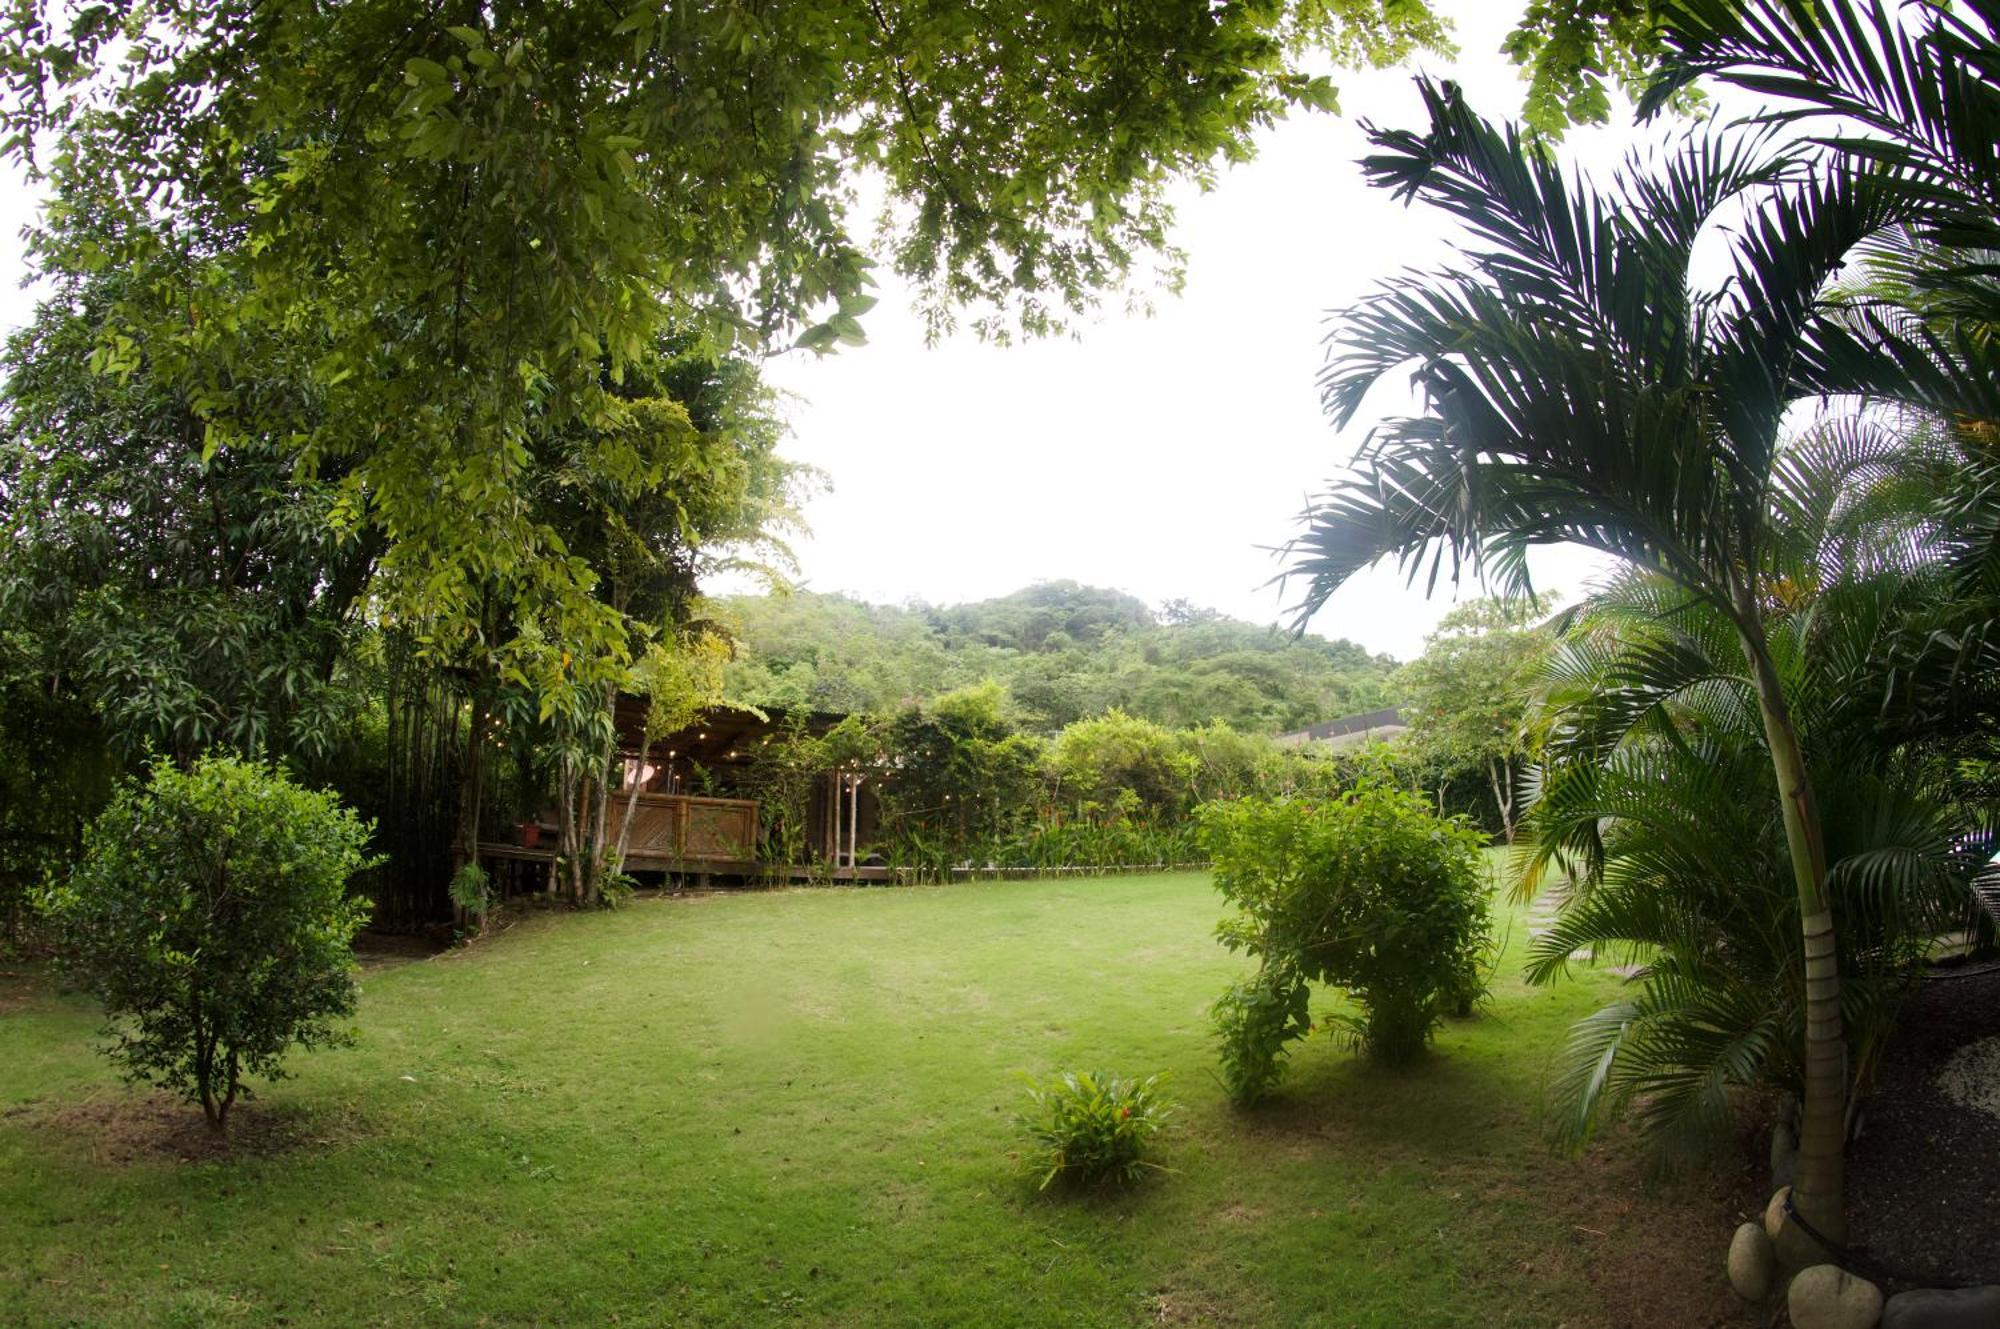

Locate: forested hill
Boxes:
[717,582,1400,734]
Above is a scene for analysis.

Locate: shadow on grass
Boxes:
[1219,1039,1523,1159]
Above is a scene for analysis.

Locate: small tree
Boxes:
[1393,598,1555,842]
[1201,781,1491,1099]
[37,755,375,1131]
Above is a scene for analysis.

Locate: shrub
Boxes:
[1017,1069,1174,1190]
[1051,709,1195,821]
[448,861,492,926]
[598,870,638,909]
[36,754,376,1130]
[1200,782,1491,1098]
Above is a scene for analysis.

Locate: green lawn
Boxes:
[0,872,1750,1327]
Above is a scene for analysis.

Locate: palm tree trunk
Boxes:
[1736,604,1844,1244]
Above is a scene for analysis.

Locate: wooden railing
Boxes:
[610,792,759,865]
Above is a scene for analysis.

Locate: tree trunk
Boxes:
[611,695,654,873]
[1487,757,1517,843]
[1737,603,1844,1244]
[557,755,583,903]
[588,682,616,900]
[576,772,598,904]
[196,1023,225,1133]
[218,1050,240,1131]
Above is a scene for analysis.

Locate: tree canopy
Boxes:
[0,0,1461,680]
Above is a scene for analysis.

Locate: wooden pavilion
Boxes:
[473,703,884,886]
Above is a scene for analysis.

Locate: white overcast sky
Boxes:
[746,3,1683,659]
[0,3,1749,661]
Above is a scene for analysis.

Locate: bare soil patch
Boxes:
[1147,1283,1252,1325]
[1453,1132,1763,1329]
[20,1090,364,1168]
[1231,1076,1762,1327]
[0,965,45,1016]
[352,928,448,970]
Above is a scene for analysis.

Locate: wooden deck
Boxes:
[473,790,768,882]
[472,844,1203,889]
[471,840,892,884]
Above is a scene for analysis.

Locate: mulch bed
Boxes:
[1847,962,2000,1290]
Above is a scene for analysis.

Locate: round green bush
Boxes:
[37,754,376,1130]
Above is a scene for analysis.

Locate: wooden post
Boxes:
[829,771,842,872]
[848,775,860,870]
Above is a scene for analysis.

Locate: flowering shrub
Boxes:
[1016,1069,1174,1190]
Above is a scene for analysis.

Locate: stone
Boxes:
[1765,1186,1831,1272]
[1934,1035,2000,1123]
[1789,1264,1885,1329]
[1882,1286,2000,1329]
[1727,1221,1778,1301]
[1770,1121,1799,1188]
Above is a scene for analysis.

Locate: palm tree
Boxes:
[1648,1,2000,265]
[1285,81,2000,1239]
[1647,0,2000,861]
[1523,551,1975,1161]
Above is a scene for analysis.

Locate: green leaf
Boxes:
[404,57,449,85]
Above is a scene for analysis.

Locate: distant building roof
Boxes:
[1274,707,1406,751]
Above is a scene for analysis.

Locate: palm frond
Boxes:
[1288,74,1995,625]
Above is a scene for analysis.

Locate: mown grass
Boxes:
[0,871,1750,1327]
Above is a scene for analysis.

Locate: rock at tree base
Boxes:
[1789,1265,1885,1329]
[1728,1221,1779,1301]
[1765,1186,1830,1272]
[1882,1286,2000,1328]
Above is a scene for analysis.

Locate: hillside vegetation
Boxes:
[719,582,1399,734]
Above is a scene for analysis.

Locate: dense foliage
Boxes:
[722,583,1399,734]
[1016,1069,1175,1191]
[0,651,110,946]
[1290,0,2000,1233]
[873,683,1049,857]
[1203,786,1492,1099]
[35,756,376,1129]
[0,263,801,914]
[754,681,1401,881]
[1523,566,1981,1158]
